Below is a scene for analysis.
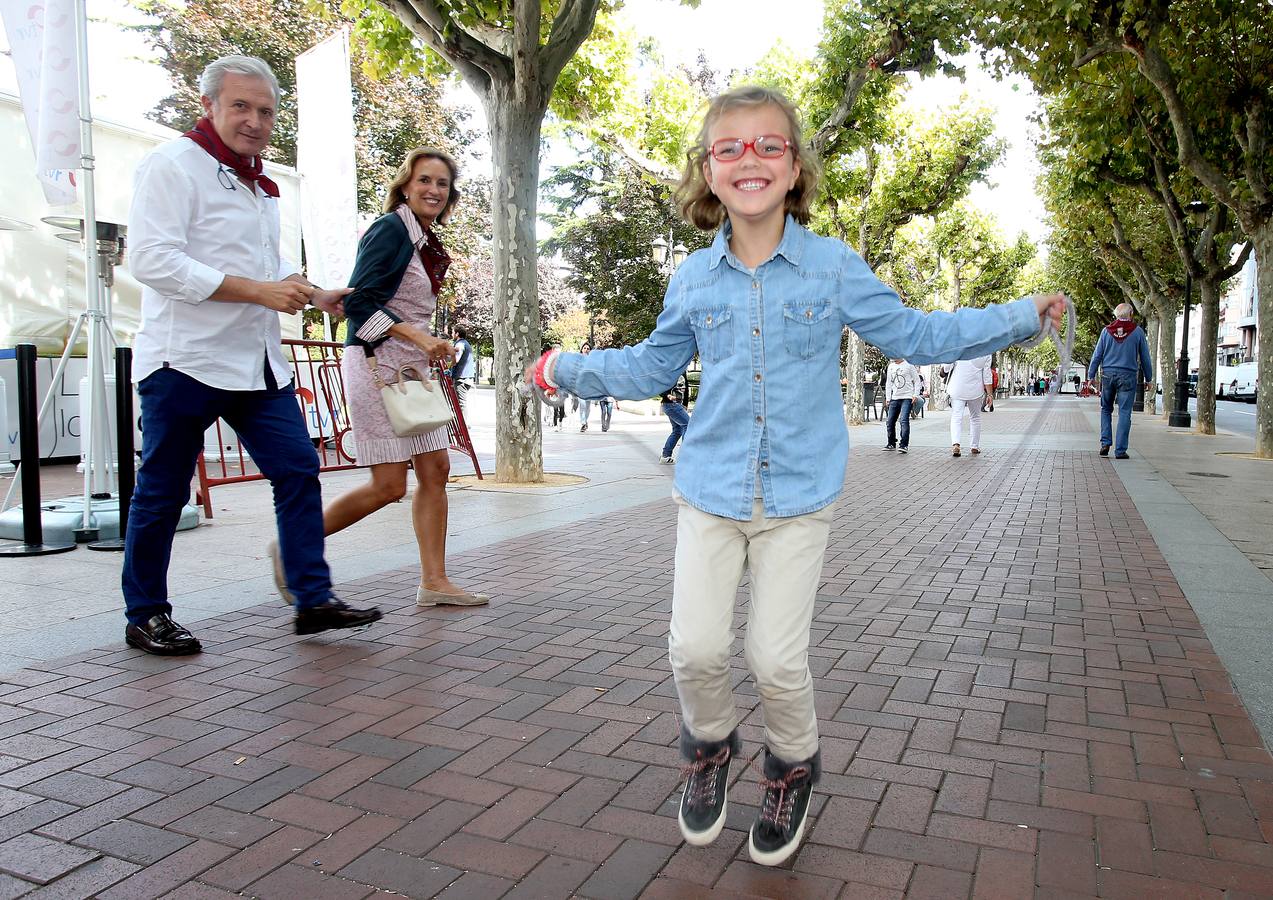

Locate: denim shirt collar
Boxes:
[706,214,806,271]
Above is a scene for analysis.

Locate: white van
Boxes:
[1215,364,1238,399]
[1230,361,1258,402]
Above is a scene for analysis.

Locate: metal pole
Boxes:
[1169,269,1193,427]
[0,345,75,556]
[71,0,110,535]
[88,347,133,551]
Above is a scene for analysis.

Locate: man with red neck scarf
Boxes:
[1087,303,1155,460]
[122,55,382,655]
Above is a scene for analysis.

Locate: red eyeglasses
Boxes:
[709,135,794,162]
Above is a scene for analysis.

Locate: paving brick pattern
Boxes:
[0,405,1271,898]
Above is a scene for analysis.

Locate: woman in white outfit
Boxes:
[946,355,993,457]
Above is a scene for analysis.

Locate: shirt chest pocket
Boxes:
[689,306,735,364]
[782,300,835,360]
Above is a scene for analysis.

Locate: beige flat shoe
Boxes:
[417,587,490,608]
[267,541,294,606]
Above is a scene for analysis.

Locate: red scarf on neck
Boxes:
[1105,319,1139,343]
[183,117,279,198]
[417,227,451,298]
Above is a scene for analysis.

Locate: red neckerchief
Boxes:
[417,226,451,298]
[395,205,451,297]
[1105,319,1138,343]
[183,117,279,198]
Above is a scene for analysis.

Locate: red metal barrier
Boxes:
[195,338,482,518]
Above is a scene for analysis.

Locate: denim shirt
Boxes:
[554,217,1041,520]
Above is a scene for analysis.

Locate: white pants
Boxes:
[669,495,834,762]
[949,398,983,448]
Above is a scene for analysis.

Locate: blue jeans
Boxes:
[1100,369,1137,455]
[885,398,912,448]
[662,401,690,457]
[122,366,333,624]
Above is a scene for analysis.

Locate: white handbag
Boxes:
[368,357,453,437]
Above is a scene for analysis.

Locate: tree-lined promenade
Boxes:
[142,0,1271,474]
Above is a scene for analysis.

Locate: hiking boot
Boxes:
[678,730,739,847]
[748,749,819,867]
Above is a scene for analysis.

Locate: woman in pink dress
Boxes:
[317,148,487,607]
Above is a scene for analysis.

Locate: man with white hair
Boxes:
[122,55,382,655]
[1087,302,1154,459]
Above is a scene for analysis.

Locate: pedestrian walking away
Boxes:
[523,85,1067,867]
[1088,302,1154,460]
[320,147,488,610]
[121,55,382,655]
[946,354,993,457]
[660,383,690,463]
[448,324,477,413]
[882,357,921,453]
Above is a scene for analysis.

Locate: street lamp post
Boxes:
[1168,200,1209,428]
[651,230,688,279]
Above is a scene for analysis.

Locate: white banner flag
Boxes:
[0,0,80,205]
[296,30,358,299]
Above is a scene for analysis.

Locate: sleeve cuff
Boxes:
[182,263,227,305]
[552,352,581,393]
[1010,297,1042,342]
[354,309,400,343]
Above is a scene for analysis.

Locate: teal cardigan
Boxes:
[343,212,416,353]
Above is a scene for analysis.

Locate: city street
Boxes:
[0,393,1269,897]
[1192,396,1258,438]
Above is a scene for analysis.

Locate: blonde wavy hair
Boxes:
[677,86,821,231]
[382,148,461,223]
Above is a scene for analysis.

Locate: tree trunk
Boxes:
[1158,310,1177,421]
[929,363,947,411]
[845,332,865,425]
[1144,315,1159,415]
[1195,278,1219,435]
[1250,223,1273,457]
[487,86,546,482]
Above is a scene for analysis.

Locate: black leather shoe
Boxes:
[295,599,382,635]
[1099,444,1110,457]
[125,614,202,656]
[1115,452,1130,459]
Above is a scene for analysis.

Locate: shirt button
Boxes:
[805,309,813,319]
[752,281,760,289]
[754,373,762,382]
[761,461,769,469]
[705,315,713,325]
[753,328,760,337]
[755,415,763,424]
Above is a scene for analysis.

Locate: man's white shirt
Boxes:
[127,137,299,390]
[884,361,922,402]
[947,355,993,401]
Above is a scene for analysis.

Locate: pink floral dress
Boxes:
[341,206,450,466]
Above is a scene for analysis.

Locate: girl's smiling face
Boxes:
[702,103,801,231]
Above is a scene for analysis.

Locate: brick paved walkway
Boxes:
[0,409,1271,898]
